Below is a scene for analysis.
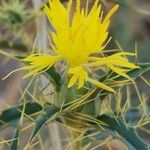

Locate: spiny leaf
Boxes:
[0,40,28,52]
[45,66,61,90]
[10,103,27,150]
[82,129,116,148]
[97,115,148,150]
[0,102,42,129]
[10,126,20,150]
[125,107,142,126]
[29,104,59,142]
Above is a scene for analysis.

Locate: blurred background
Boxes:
[0,0,149,149]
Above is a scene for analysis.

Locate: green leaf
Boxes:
[0,102,42,129]
[0,40,28,52]
[10,126,20,150]
[82,128,118,149]
[10,103,27,150]
[125,107,142,126]
[0,103,59,148]
[29,104,59,142]
[12,43,28,52]
[97,115,148,150]
[45,66,61,90]
[83,100,96,116]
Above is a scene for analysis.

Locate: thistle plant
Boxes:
[0,0,150,150]
[0,0,39,52]
[0,0,35,32]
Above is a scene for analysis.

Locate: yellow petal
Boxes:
[78,75,86,89]
[87,78,115,93]
[43,0,119,67]
[108,64,133,81]
[68,66,88,89]
[23,54,61,78]
[68,74,78,88]
[44,0,69,31]
[23,67,44,79]
[103,5,119,25]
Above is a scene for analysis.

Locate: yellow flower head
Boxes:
[22,0,138,92]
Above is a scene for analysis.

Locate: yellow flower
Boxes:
[22,0,138,92]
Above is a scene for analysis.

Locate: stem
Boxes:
[32,0,62,150]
